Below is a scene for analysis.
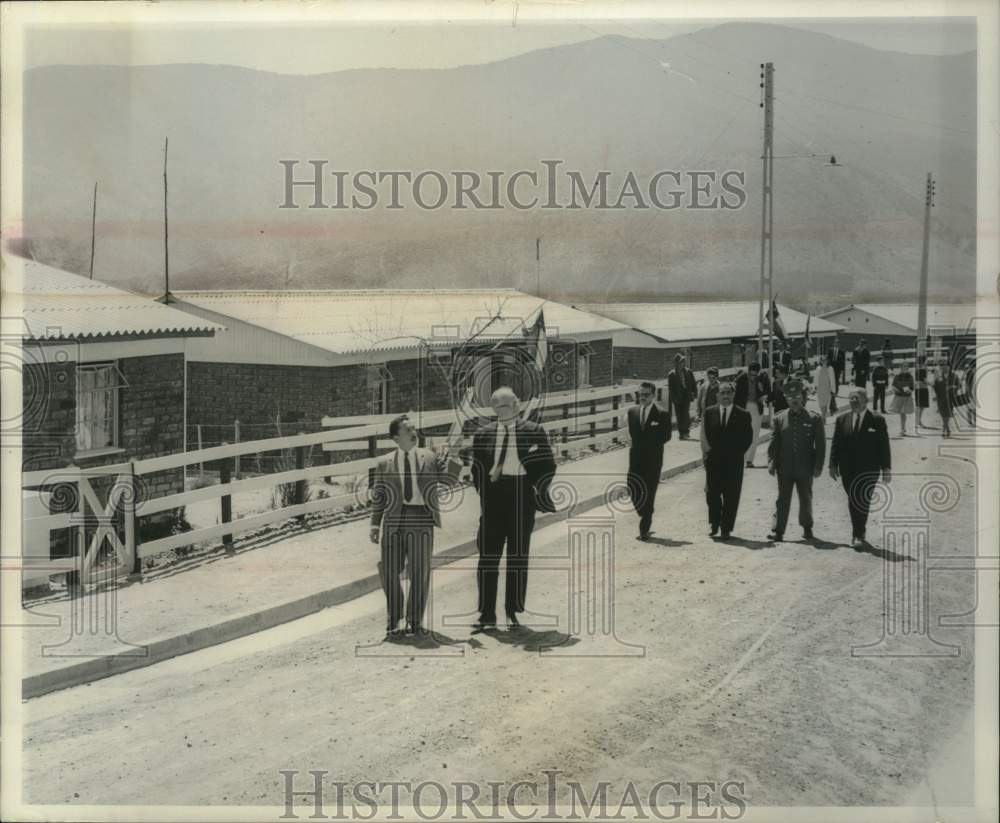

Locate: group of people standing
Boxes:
[368,338,976,639]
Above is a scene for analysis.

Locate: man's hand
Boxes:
[883,469,892,484]
[369,527,379,544]
[768,463,776,476]
[830,466,839,481]
[813,466,823,479]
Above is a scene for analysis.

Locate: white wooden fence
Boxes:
[17,350,959,591]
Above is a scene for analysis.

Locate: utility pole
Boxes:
[757,62,775,374]
[159,137,172,304]
[535,237,541,296]
[916,172,935,366]
[89,182,98,279]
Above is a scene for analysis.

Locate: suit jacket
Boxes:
[700,404,753,466]
[830,409,890,478]
[853,346,871,373]
[667,368,698,406]
[734,370,772,412]
[771,378,789,413]
[830,347,846,371]
[778,350,793,370]
[627,403,671,472]
[470,418,556,513]
[370,447,448,529]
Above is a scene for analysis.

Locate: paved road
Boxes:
[21,429,978,813]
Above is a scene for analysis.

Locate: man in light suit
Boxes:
[700,382,754,539]
[830,388,892,547]
[627,381,672,540]
[370,415,448,638]
[469,387,556,631]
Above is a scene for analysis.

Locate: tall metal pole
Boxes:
[161,137,172,303]
[89,182,98,279]
[535,236,541,296]
[916,172,935,366]
[758,62,775,374]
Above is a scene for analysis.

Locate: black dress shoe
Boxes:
[638,532,651,541]
[709,524,719,537]
[803,528,815,540]
[767,531,784,541]
[385,625,404,639]
[505,613,521,630]
[474,618,498,632]
[406,622,427,636]
[745,461,754,468]
[720,531,731,540]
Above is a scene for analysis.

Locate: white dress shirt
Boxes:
[395,447,425,506]
[493,421,526,476]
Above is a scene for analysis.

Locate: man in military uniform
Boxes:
[766,380,826,541]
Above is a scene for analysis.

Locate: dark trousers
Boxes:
[628,460,662,536]
[477,477,535,621]
[772,473,814,534]
[842,472,877,539]
[873,384,887,413]
[854,368,869,388]
[833,365,843,389]
[672,400,691,436]
[705,460,744,533]
[379,505,434,628]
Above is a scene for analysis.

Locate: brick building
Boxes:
[173,289,629,444]
[14,258,222,574]
[577,301,844,380]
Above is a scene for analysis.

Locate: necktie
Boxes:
[722,407,727,428]
[853,414,860,435]
[403,451,413,502]
[491,426,510,482]
[641,406,648,427]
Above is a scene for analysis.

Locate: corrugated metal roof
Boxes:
[173,289,630,355]
[577,301,843,343]
[835,304,979,334]
[11,259,224,341]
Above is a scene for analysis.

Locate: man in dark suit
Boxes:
[853,339,871,388]
[469,386,556,631]
[777,343,793,372]
[829,342,847,391]
[667,354,698,439]
[830,387,891,547]
[700,382,754,539]
[370,415,449,637]
[734,362,771,467]
[627,381,672,540]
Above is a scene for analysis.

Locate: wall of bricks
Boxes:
[613,343,742,382]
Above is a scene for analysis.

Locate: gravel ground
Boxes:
[20,427,978,813]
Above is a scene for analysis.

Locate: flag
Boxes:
[523,307,548,372]
[766,300,787,341]
[804,313,812,348]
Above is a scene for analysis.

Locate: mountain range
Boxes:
[18,22,976,309]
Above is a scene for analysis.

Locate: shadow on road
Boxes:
[480,626,581,653]
[718,536,774,550]
[644,536,693,548]
[853,540,914,563]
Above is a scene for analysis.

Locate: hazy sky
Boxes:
[26,18,976,74]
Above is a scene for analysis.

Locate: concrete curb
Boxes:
[24,438,769,699]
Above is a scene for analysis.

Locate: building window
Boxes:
[76,362,124,452]
[366,364,392,414]
[577,344,594,387]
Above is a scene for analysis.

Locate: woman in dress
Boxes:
[933,363,960,438]
[914,365,930,430]
[815,351,836,423]
[889,362,915,436]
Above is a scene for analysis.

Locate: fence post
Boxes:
[234,419,241,479]
[589,399,598,450]
[612,394,620,444]
[128,463,142,580]
[219,442,234,555]
[295,433,307,524]
[561,403,570,459]
[196,424,204,476]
